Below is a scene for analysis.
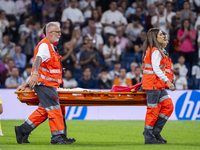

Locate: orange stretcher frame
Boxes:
[15,91,147,106]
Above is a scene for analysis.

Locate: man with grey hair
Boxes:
[15,22,73,145]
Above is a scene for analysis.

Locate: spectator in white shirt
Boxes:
[126,62,138,79]
[5,66,25,88]
[173,63,188,90]
[0,35,15,61]
[108,61,121,80]
[15,0,31,23]
[103,34,121,65]
[79,0,96,19]
[115,27,130,52]
[147,0,164,8]
[87,24,103,53]
[164,2,175,21]
[71,26,83,50]
[194,13,200,35]
[177,55,188,77]
[151,4,172,38]
[0,0,16,17]
[91,9,103,35]
[0,11,9,42]
[61,0,85,26]
[82,18,95,36]
[192,60,200,89]
[125,15,143,44]
[100,0,127,35]
[63,70,78,88]
[18,15,30,36]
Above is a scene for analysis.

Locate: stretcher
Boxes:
[15,83,147,106]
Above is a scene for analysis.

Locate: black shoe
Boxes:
[22,135,30,143]
[65,138,76,143]
[51,140,71,145]
[61,135,76,144]
[15,126,24,144]
[145,139,165,144]
[153,131,167,144]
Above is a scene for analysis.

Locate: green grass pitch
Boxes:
[0,120,200,150]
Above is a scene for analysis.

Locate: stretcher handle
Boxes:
[15,91,35,94]
[15,91,146,95]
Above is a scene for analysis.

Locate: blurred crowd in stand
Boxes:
[0,0,200,90]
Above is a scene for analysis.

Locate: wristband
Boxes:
[0,95,2,104]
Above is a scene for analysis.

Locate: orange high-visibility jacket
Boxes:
[165,55,173,81]
[142,46,166,90]
[165,55,173,88]
[31,38,63,88]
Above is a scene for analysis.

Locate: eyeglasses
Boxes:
[50,31,61,34]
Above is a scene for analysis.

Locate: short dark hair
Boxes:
[136,6,143,11]
[158,4,164,8]
[8,16,16,22]
[27,21,35,26]
[15,44,22,48]
[135,66,141,71]
[166,1,172,6]
[83,67,91,72]
[83,35,89,40]
[64,69,72,73]
[120,68,126,72]
[113,61,121,65]
[7,58,14,63]
[178,55,185,59]
[182,0,190,9]
[11,66,18,71]
[25,63,32,69]
[110,0,117,5]
[82,43,88,46]
[100,65,109,72]
[132,15,140,22]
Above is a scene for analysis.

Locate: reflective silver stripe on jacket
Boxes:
[40,67,62,74]
[147,103,157,107]
[143,64,165,68]
[45,105,60,112]
[40,74,62,83]
[165,69,171,73]
[143,70,165,74]
[159,113,169,120]
[159,95,170,103]
[25,118,36,129]
[39,103,43,107]
[51,130,65,136]
[145,125,154,129]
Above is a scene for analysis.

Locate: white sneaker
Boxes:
[0,130,4,136]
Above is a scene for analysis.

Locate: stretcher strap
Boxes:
[110,82,142,92]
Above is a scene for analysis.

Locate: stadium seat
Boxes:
[195,79,200,89]
[135,53,143,63]
[121,58,135,72]
[170,53,178,64]
[120,52,135,61]
[187,78,193,89]
[185,62,191,77]
[74,69,81,81]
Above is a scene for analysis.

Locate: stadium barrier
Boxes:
[0,89,200,120]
